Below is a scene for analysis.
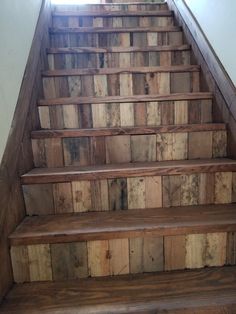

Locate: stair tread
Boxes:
[31,123,226,139]
[50,26,181,33]
[42,65,199,77]
[38,92,213,106]
[9,204,236,246]
[21,158,236,184]
[47,44,190,54]
[1,267,236,313]
[52,10,173,17]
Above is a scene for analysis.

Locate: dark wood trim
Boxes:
[166,0,236,157]
[47,44,191,54]
[0,0,52,302]
[50,26,181,33]
[9,204,236,245]
[21,159,236,184]
[31,123,226,139]
[52,10,173,17]
[38,92,213,106]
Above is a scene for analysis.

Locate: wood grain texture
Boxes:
[9,204,236,245]
[21,159,236,184]
[2,267,236,313]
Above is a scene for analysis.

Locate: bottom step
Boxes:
[1,267,236,313]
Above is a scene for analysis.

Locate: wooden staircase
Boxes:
[2,2,236,313]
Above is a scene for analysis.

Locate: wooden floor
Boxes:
[1,267,236,313]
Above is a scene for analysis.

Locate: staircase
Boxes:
[1,1,236,313]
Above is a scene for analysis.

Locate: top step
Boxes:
[52,10,173,17]
[53,3,169,12]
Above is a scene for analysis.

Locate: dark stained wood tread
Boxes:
[42,65,199,77]
[52,10,173,17]
[31,123,226,139]
[21,159,236,184]
[38,92,213,106]
[1,267,236,313]
[47,44,190,54]
[9,204,236,246]
[50,26,181,33]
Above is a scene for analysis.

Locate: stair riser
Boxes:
[22,172,235,215]
[32,130,227,168]
[43,72,199,100]
[38,99,212,129]
[50,31,183,48]
[48,50,191,70]
[54,4,169,13]
[11,231,233,283]
[53,16,174,28]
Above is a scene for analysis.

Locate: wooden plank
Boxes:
[131,135,156,162]
[91,180,109,212]
[109,238,129,275]
[180,174,199,206]
[157,133,187,161]
[108,178,128,211]
[52,11,174,17]
[51,242,88,280]
[53,183,73,213]
[27,244,52,281]
[9,204,236,246]
[164,235,186,270]
[21,159,236,184]
[72,181,92,213]
[42,65,200,77]
[63,137,90,166]
[145,176,162,208]
[163,175,181,207]
[188,131,212,159]
[127,177,145,209]
[49,26,182,34]
[87,240,110,277]
[106,135,131,163]
[143,237,164,272]
[38,92,213,106]
[212,131,227,158]
[10,246,30,283]
[185,234,206,268]
[214,172,232,204]
[45,138,63,167]
[2,267,236,313]
[205,233,227,266]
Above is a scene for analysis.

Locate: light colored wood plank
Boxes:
[94,75,108,96]
[91,180,109,211]
[174,100,188,124]
[88,240,110,277]
[63,105,79,128]
[158,73,170,93]
[127,177,145,209]
[213,131,227,158]
[186,234,206,268]
[156,133,187,161]
[145,176,162,208]
[27,244,52,281]
[206,233,227,267]
[119,52,131,67]
[146,101,161,126]
[53,182,73,213]
[72,181,92,212]
[120,102,134,126]
[120,73,133,96]
[11,246,30,283]
[164,235,186,270]
[109,239,129,275]
[129,237,143,274]
[106,135,131,163]
[92,103,107,127]
[215,172,232,204]
[39,106,51,129]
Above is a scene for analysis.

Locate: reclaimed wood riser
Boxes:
[50,31,183,48]
[31,130,227,168]
[53,3,169,12]
[22,171,236,215]
[42,72,200,100]
[10,231,234,283]
[38,97,212,129]
[53,15,174,28]
[48,49,192,70]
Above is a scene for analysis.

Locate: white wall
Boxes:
[0,0,42,162]
[184,0,236,86]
